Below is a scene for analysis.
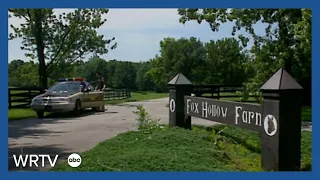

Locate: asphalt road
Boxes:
[8,97,312,171]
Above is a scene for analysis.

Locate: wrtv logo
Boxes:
[13,154,59,168]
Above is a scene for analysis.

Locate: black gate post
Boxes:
[168,73,193,129]
[260,68,304,171]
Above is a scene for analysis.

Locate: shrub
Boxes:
[133,105,163,133]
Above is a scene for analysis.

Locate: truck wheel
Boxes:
[73,100,81,116]
[37,111,44,118]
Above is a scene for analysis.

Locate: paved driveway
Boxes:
[8,97,312,171]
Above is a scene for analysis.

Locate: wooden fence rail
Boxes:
[8,87,43,109]
[8,87,131,109]
[103,88,131,101]
[192,84,259,100]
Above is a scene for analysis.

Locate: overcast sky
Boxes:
[8,8,267,62]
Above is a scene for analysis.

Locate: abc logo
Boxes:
[67,153,82,167]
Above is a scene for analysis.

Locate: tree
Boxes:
[148,37,206,91]
[136,61,154,91]
[112,62,137,89]
[9,8,117,88]
[293,9,312,105]
[9,61,38,87]
[178,8,311,103]
[203,38,250,85]
[81,56,108,83]
[8,59,24,76]
[178,9,306,73]
[147,55,168,92]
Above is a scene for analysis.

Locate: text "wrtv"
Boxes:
[13,154,59,168]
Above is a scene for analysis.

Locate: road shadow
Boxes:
[45,109,96,118]
[115,104,139,108]
[8,144,71,171]
[9,109,116,139]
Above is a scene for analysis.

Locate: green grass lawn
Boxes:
[302,106,312,122]
[8,109,51,121]
[8,91,168,121]
[104,91,168,105]
[8,109,37,121]
[52,125,312,172]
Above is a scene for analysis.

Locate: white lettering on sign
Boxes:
[202,102,228,118]
[235,106,262,126]
[186,99,199,114]
[263,114,278,136]
[169,99,176,112]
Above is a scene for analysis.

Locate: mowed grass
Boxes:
[9,109,37,121]
[8,109,51,121]
[52,125,312,172]
[302,106,312,122]
[8,91,168,121]
[104,91,168,105]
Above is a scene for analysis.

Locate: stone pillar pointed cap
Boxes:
[260,68,303,90]
[168,73,192,85]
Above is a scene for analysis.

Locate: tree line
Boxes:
[8,37,251,90]
[8,8,311,105]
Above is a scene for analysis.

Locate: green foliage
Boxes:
[9,8,116,63]
[81,56,108,82]
[148,37,206,86]
[112,62,137,89]
[294,9,311,57]
[52,125,311,171]
[236,90,250,102]
[133,105,162,133]
[178,8,311,103]
[8,58,144,90]
[146,56,168,92]
[203,38,251,84]
[193,126,230,146]
[9,61,39,87]
[135,62,154,91]
[147,37,253,91]
[9,8,116,88]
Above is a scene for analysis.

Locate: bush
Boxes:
[133,105,165,133]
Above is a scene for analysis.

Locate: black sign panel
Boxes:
[184,96,272,133]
